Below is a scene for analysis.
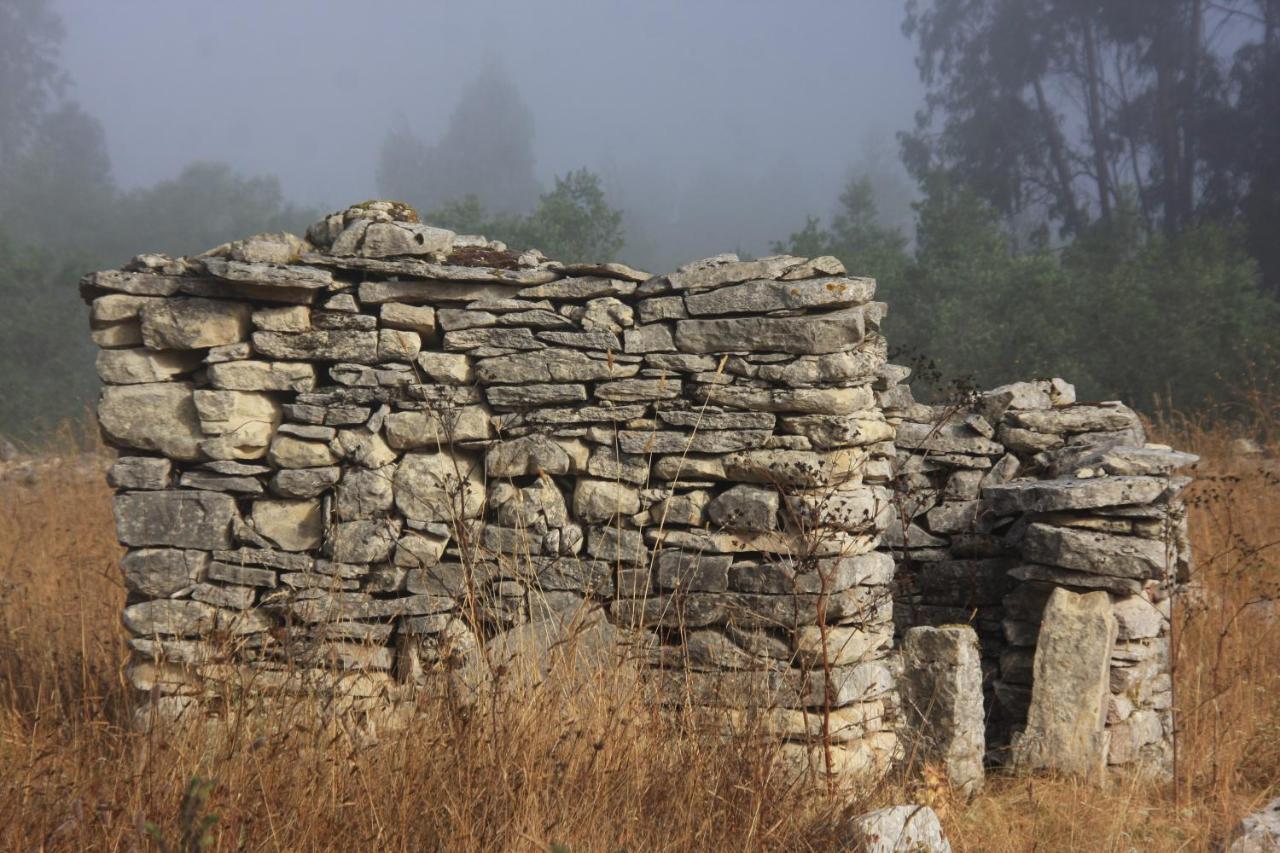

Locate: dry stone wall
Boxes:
[877,375,1195,773]
[86,201,899,778]
[86,199,1196,782]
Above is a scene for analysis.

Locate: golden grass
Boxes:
[0,421,1277,851]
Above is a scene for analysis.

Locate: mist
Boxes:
[56,0,922,269]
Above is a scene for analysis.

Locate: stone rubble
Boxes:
[878,374,1194,773]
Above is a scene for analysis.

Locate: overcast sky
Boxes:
[55,0,923,265]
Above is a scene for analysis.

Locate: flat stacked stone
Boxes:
[877,374,1195,774]
[86,202,898,777]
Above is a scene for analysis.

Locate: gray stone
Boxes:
[328,519,400,563]
[360,221,454,257]
[707,485,779,532]
[656,410,775,430]
[1226,798,1280,853]
[663,254,805,292]
[486,435,571,477]
[1013,587,1116,781]
[108,457,173,490]
[596,378,682,403]
[1007,404,1139,434]
[121,548,208,597]
[99,383,205,460]
[268,434,338,468]
[177,470,263,494]
[335,465,396,520]
[623,323,676,353]
[778,413,894,449]
[475,349,634,384]
[207,561,277,588]
[123,600,217,638]
[614,429,770,455]
[901,626,985,797]
[674,309,866,355]
[138,298,251,349]
[191,582,256,610]
[415,351,472,384]
[252,330,378,363]
[983,476,1167,514]
[443,327,544,351]
[896,421,1005,456]
[486,383,588,408]
[655,550,731,592]
[536,329,621,350]
[1020,523,1169,580]
[846,805,951,853]
[115,490,238,549]
[692,383,875,415]
[1008,564,1144,596]
[384,407,490,449]
[587,526,647,565]
[394,449,485,522]
[684,276,874,316]
[572,479,641,523]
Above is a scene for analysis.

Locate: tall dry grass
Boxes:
[0,417,1277,851]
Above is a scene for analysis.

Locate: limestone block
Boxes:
[250,499,323,552]
[139,297,251,349]
[192,390,282,460]
[99,382,205,460]
[1013,587,1117,781]
[114,491,238,549]
[901,625,985,797]
[108,457,173,490]
[573,479,641,523]
[675,309,866,355]
[123,600,218,638]
[1020,523,1169,580]
[96,348,203,385]
[393,449,484,523]
[707,484,779,532]
[207,360,317,392]
[121,548,208,597]
[846,805,952,853]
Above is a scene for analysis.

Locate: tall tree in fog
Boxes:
[377,63,540,215]
[902,0,1259,239]
[0,0,64,169]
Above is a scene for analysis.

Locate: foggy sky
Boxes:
[55,0,922,266]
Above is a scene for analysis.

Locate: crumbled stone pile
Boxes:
[877,375,1195,773]
[86,200,899,775]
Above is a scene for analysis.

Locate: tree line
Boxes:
[0,0,1276,439]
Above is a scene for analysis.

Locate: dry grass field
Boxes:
[0,414,1277,851]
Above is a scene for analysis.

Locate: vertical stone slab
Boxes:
[1012,587,1116,781]
[900,625,985,796]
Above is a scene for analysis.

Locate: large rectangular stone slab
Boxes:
[114,490,239,549]
[674,309,866,355]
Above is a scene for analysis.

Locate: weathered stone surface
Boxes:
[115,491,238,549]
[328,519,400,563]
[674,309,866,355]
[139,297,251,349]
[984,475,1167,514]
[192,390,282,460]
[896,421,1005,456]
[252,330,378,363]
[486,383,588,408]
[1226,798,1280,853]
[685,276,874,316]
[1006,404,1138,434]
[207,360,317,392]
[251,304,310,332]
[267,466,341,499]
[250,499,323,551]
[572,479,641,523]
[614,429,769,455]
[1021,523,1169,580]
[108,456,173,490]
[121,548,208,597]
[360,221,454,257]
[123,600,218,638]
[1013,588,1117,781]
[596,378,682,403]
[334,465,396,520]
[692,383,875,415]
[846,806,951,853]
[707,484,779,531]
[779,413,894,449]
[384,407,490,449]
[394,449,484,522]
[99,383,205,460]
[662,254,805,293]
[901,625,985,797]
[475,349,633,384]
[96,348,203,385]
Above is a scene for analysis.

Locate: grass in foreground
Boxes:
[0,421,1277,850]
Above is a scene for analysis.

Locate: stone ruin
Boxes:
[83,200,1196,785]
